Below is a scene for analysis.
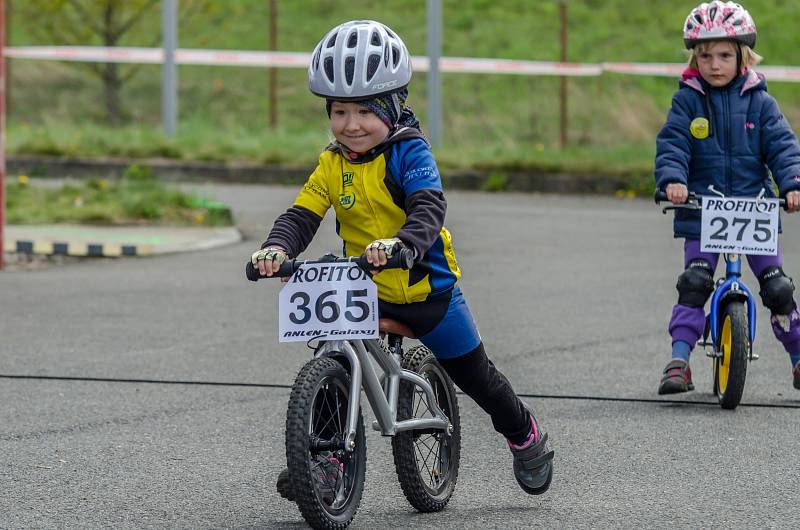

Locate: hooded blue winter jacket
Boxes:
[655,68,800,239]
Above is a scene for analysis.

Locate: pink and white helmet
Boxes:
[683,1,756,50]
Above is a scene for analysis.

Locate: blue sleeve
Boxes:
[654,91,693,190]
[760,95,800,196]
[389,138,443,195]
[388,138,447,261]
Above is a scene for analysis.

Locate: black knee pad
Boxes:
[758,266,796,315]
[676,259,714,308]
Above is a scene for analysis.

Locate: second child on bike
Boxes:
[655,1,800,394]
[252,20,554,495]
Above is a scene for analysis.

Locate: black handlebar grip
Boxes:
[355,247,414,271]
[245,259,298,281]
[394,247,415,270]
[245,261,261,281]
[654,190,669,203]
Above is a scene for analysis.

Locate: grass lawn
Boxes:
[8,0,800,185]
[6,165,234,226]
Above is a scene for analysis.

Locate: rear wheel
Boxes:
[392,345,461,512]
[285,356,366,529]
[713,302,748,410]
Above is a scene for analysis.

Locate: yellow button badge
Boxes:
[690,117,710,139]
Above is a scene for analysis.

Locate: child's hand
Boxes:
[666,183,689,204]
[251,247,288,277]
[787,191,800,213]
[365,238,404,273]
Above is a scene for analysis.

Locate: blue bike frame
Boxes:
[708,253,758,353]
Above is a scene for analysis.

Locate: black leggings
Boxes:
[437,343,530,441]
[379,294,530,441]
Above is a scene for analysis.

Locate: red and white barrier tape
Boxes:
[8,46,800,82]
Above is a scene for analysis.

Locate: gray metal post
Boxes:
[426,0,442,146]
[161,0,177,137]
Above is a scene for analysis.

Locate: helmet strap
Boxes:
[390,92,403,122]
[736,42,743,75]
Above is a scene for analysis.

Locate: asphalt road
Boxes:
[2,184,799,529]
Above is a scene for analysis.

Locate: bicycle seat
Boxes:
[379,319,416,339]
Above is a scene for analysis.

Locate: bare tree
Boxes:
[19,0,234,125]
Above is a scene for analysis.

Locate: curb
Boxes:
[3,226,242,258]
[4,240,153,257]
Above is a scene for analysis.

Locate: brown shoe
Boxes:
[658,359,694,394]
[793,361,800,390]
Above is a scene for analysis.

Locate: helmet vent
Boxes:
[709,6,717,21]
[722,12,734,23]
[326,33,337,48]
[733,18,742,26]
[371,31,381,46]
[324,57,334,83]
[312,48,321,71]
[345,56,355,85]
[383,45,390,66]
[347,31,358,49]
[694,13,703,24]
[367,54,381,81]
[392,45,400,67]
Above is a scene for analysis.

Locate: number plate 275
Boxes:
[700,197,779,256]
[278,262,379,342]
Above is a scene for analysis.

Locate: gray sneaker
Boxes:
[276,468,294,502]
[507,416,554,495]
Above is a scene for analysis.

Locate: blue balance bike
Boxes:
[656,190,786,409]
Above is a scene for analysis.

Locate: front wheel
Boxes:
[392,345,461,512]
[285,356,366,529]
[713,301,749,410]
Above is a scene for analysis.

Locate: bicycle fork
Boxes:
[703,254,759,361]
[316,340,452,452]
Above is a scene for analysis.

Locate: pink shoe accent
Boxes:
[508,417,538,450]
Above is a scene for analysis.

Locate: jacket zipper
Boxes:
[724,90,732,196]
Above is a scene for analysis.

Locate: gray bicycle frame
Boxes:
[314,337,452,452]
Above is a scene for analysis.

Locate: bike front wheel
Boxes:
[713,301,749,410]
[392,345,461,512]
[285,356,366,529]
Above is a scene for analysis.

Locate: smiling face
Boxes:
[695,40,739,87]
[329,101,390,154]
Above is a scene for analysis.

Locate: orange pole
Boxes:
[0,0,6,270]
[559,1,568,150]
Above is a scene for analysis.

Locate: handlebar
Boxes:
[654,190,788,214]
[245,248,415,282]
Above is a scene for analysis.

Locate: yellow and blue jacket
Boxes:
[265,128,461,304]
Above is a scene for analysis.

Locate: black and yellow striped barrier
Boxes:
[4,240,153,257]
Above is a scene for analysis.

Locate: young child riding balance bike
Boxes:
[251,20,554,495]
[655,1,800,394]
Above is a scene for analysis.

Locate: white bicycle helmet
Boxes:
[308,20,412,100]
[683,1,756,50]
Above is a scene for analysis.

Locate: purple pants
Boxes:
[669,239,800,356]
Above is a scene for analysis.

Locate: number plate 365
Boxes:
[700,197,779,256]
[278,262,379,342]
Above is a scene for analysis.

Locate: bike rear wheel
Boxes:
[713,302,748,410]
[285,356,366,529]
[392,345,461,512]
